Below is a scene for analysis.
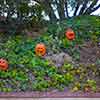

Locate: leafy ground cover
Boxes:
[0,15,100,93]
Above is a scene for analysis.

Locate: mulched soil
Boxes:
[76,41,100,89]
[79,41,100,64]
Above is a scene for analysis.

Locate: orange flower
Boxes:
[35,43,46,56]
[0,59,8,71]
[65,28,75,40]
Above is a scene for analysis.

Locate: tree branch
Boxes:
[33,0,41,4]
[73,2,80,16]
[84,0,98,14]
[92,4,100,12]
[79,0,89,15]
[87,4,100,14]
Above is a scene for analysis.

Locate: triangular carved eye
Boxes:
[0,61,4,63]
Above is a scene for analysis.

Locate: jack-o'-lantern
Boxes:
[0,59,8,71]
[35,43,46,56]
[65,28,75,40]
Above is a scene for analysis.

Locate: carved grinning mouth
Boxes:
[69,34,74,36]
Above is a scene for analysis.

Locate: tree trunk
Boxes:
[41,0,57,22]
[73,2,80,16]
[65,0,69,17]
[57,0,65,20]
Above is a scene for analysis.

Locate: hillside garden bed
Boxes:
[0,15,100,97]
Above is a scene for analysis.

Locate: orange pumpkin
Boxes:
[65,28,75,40]
[35,43,46,56]
[0,59,8,71]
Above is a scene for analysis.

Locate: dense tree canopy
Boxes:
[0,0,100,33]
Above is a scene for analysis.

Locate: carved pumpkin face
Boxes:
[35,43,46,56]
[65,28,75,40]
[0,59,8,71]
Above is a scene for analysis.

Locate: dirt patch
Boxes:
[79,41,100,64]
